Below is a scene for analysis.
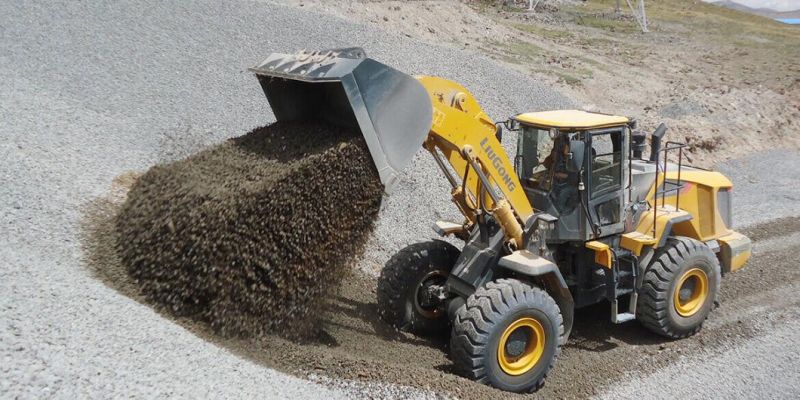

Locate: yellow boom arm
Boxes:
[416,76,534,247]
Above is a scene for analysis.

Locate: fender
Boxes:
[656,213,693,248]
[498,250,574,341]
[639,213,693,285]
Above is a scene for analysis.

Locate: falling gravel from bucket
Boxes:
[114,121,383,338]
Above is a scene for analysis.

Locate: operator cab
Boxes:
[512,110,630,242]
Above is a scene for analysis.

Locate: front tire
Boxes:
[637,236,721,338]
[377,240,460,335]
[450,279,563,393]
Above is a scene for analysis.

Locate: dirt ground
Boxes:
[84,175,800,399]
[287,0,800,167]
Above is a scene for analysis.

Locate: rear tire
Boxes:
[637,236,721,339]
[450,279,563,393]
[377,240,460,335]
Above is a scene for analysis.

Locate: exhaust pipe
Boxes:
[649,123,668,162]
[250,48,433,192]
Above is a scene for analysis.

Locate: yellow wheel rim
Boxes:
[673,268,709,317]
[497,317,545,376]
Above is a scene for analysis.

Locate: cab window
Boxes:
[589,130,623,199]
[516,126,555,190]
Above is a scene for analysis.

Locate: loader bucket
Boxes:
[250,48,433,191]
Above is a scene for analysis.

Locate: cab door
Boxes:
[587,128,626,237]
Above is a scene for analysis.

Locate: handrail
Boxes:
[651,141,688,237]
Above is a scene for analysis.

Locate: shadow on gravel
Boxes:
[323,295,447,349]
[567,301,673,353]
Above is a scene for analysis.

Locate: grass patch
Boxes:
[553,71,584,87]
[497,39,549,63]
[491,36,595,87]
[511,22,574,40]
[574,13,640,33]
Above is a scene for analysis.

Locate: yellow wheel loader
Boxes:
[251,48,752,393]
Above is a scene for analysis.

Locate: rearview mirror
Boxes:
[504,118,520,131]
[567,140,585,173]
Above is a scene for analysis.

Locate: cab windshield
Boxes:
[516,125,556,190]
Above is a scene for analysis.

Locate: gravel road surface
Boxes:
[596,226,800,400]
[599,301,800,400]
[2,0,798,398]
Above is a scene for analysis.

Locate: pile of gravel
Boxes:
[114,121,383,338]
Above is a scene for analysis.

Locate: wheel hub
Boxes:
[679,281,696,302]
[497,317,545,376]
[505,328,529,357]
[674,267,709,317]
[413,270,447,319]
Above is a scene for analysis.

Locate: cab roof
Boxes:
[515,110,629,130]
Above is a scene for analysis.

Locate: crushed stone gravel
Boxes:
[3,0,800,398]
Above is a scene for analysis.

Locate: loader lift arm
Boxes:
[416,76,534,249]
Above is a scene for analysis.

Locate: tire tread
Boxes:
[377,240,459,335]
[637,236,721,338]
[450,279,563,393]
